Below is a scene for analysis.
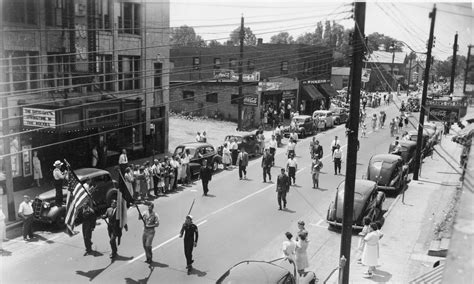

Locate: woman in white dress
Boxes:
[32,151,42,187]
[222,144,232,170]
[295,231,309,276]
[361,223,380,278]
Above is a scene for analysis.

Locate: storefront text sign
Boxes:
[243,95,258,106]
[258,82,282,91]
[302,79,330,85]
[213,69,260,82]
[23,108,57,128]
[86,107,120,126]
[428,107,459,122]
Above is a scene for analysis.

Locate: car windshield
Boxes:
[293,118,306,123]
[174,146,196,157]
[226,136,243,143]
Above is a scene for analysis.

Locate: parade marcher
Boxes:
[389,118,396,137]
[118,149,128,174]
[295,231,309,277]
[309,137,317,156]
[18,195,34,241]
[236,149,249,180]
[179,215,199,272]
[330,136,341,154]
[81,201,97,255]
[268,135,278,160]
[92,146,99,168]
[282,232,296,263]
[287,138,296,158]
[286,154,298,185]
[53,160,66,206]
[276,168,290,210]
[361,122,367,138]
[141,203,160,264]
[404,115,409,128]
[289,130,298,143]
[333,144,343,175]
[311,139,323,159]
[103,200,126,259]
[230,138,239,166]
[371,114,378,132]
[262,148,273,183]
[32,151,42,187]
[199,160,213,196]
[311,155,323,189]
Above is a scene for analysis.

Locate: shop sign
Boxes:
[428,107,459,122]
[22,145,32,177]
[213,69,260,82]
[302,79,330,85]
[85,106,120,126]
[282,90,296,99]
[258,81,282,91]
[243,95,258,106]
[23,108,57,128]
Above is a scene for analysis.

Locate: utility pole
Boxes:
[390,45,395,92]
[237,16,244,131]
[463,45,472,94]
[449,32,458,94]
[413,5,436,180]
[339,2,365,284]
[407,56,413,95]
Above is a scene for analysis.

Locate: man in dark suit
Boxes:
[276,168,290,210]
[199,160,213,196]
[236,149,249,180]
[261,148,273,182]
[81,202,97,256]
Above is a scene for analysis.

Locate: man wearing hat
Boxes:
[18,195,34,241]
[53,160,66,206]
[179,215,198,272]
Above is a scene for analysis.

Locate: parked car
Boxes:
[31,168,118,227]
[406,130,434,157]
[424,122,442,144]
[366,154,409,192]
[326,179,385,230]
[283,115,316,138]
[312,110,335,129]
[332,107,349,125]
[173,142,222,178]
[223,133,262,157]
[388,140,417,173]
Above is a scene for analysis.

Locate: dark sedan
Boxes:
[173,142,222,178]
[224,133,262,157]
[367,154,409,192]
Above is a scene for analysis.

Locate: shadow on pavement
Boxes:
[149,261,169,268]
[113,254,134,262]
[203,194,216,198]
[187,267,207,277]
[371,269,392,282]
[282,208,296,213]
[76,264,111,281]
[0,249,12,256]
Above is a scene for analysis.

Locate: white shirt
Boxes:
[333,149,343,159]
[275,127,281,135]
[195,135,201,142]
[53,168,65,180]
[282,239,297,261]
[268,139,277,149]
[230,142,238,150]
[119,153,128,164]
[181,154,190,164]
[18,201,33,215]
[331,139,341,148]
[287,142,296,151]
[287,158,297,168]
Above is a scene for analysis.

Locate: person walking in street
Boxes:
[311,155,323,189]
[287,138,296,158]
[286,154,297,185]
[295,231,309,277]
[333,144,343,175]
[141,202,160,264]
[312,139,323,159]
[371,114,378,132]
[389,118,396,137]
[236,149,249,180]
[330,136,341,155]
[199,160,213,196]
[276,168,290,210]
[92,146,99,168]
[230,138,239,166]
[32,151,42,187]
[18,195,34,241]
[398,115,404,131]
[361,222,380,278]
[81,201,97,255]
[118,149,128,174]
[179,215,198,272]
[103,200,126,259]
[268,135,278,161]
[282,232,296,264]
[262,148,273,183]
[53,160,66,206]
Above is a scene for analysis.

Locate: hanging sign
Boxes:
[23,108,57,128]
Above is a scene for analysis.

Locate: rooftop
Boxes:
[367,51,406,64]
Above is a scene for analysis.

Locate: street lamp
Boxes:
[389,42,395,93]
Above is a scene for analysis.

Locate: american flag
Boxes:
[65,164,90,233]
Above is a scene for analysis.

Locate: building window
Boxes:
[231,94,240,105]
[95,0,110,31]
[214,58,221,69]
[193,57,200,70]
[95,55,113,91]
[281,61,289,74]
[45,0,63,27]
[183,90,195,100]
[3,0,37,25]
[229,58,237,70]
[342,78,349,88]
[118,56,140,90]
[303,61,312,75]
[154,62,163,90]
[118,2,140,35]
[46,53,70,90]
[5,51,39,92]
[206,92,218,103]
[247,60,255,71]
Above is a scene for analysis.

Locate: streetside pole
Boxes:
[463,45,472,94]
[413,5,437,180]
[237,16,244,131]
[449,32,458,94]
[407,57,413,96]
[339,2,365,283]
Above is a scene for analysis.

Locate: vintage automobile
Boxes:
[326,179,385,230]
[406,130,435,157]
[366,154,409,192]
[388,140,417,173]
[283,115,316,138]
[173,142,222,178]
[31,168,119,227]
[332,107,349,125]
[223,132,262,157]
[216,258,316,284]
[407,97,420,112]
[312,110,335,129]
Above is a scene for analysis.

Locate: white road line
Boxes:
[310,219,328,229]
[128,220,208,263]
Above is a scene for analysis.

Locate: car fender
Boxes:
[212,154,222,164]
[105,188,118,206]
[376,191,386,206]
[327,201,336,221]
[46,205,66,222]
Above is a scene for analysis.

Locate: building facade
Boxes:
[1,0,170,189]
[366,51,407,92]
[331,67,350,90]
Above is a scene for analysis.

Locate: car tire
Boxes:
[335,118,340,125]
[54,213,66,228]
[254,146,260,157]
[213,160,219,172]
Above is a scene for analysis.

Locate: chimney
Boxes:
[257,38,263,45]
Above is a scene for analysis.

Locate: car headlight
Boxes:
[43,202,50,209]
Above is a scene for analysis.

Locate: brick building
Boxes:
[365,51,407,92]
[169,44,335,129]
[1,0,170,189]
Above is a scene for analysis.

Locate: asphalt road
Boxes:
[1,100,410,283]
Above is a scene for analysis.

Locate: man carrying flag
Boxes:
[65,163,91,235]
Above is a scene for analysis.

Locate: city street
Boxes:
[1,100,405,283]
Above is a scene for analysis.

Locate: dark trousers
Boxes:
[152,176,159,195]
[277,191,287,209]
[334,158,341,174]
[82,222,94,252]
[288,167,296,184]
[107,226,118,255]
[231,150,238,165]
[201,179,209,195]
[22,215,34,239]
[173,168,178,189]
[263,167,271,182]
[143,228,155,261]
[239,165,247,178]
[54,181,63,206]
[184,240,194,267]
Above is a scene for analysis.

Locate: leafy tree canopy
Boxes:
[170,25,206,47]
[229,26,257,46]
[270,32,294,44]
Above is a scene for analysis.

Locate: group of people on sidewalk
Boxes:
[282,221,310,277]
[356,217,384,278]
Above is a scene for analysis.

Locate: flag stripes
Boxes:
[65,170,89,231]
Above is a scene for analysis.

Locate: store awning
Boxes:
[301,85,324,100]
[409,263,445,283]
[319,83,339,97]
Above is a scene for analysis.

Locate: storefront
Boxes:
[299,80,339,113]
[258,79,298,125]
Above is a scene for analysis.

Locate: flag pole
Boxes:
[115,167,145,226]
[187,198,195,216]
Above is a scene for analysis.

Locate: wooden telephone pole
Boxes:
[237,16,244,130]
[449,32,458,94]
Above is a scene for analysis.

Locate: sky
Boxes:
[169,1,473,61]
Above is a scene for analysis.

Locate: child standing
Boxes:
[361,123,367,138]
[357,216,372,263]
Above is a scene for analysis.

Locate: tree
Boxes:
[229,26,257,46]
[323,20,332,44]
[270,32,294,44]
[207,40,222,47]
[315,22,323,43]
[331,21,344,47]
[295,32,318,45]
[366,32,403,52]
[170,25,206,47]
[433,55,467,79]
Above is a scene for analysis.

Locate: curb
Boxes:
[5,220,23,233]
[383,191,403,219]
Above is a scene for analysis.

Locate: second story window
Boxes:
[183,90,195,100]
[5,51,39,92]
[214,58,221,69]
[95,0,110,31]
[247,60,255,71]
[118,2,140,35]
[118,56,140,90]
[45,0,63,27]
[3,0,37,25]
[193,57,200,70]
[95,55,113,91]
[281,61,288,74]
